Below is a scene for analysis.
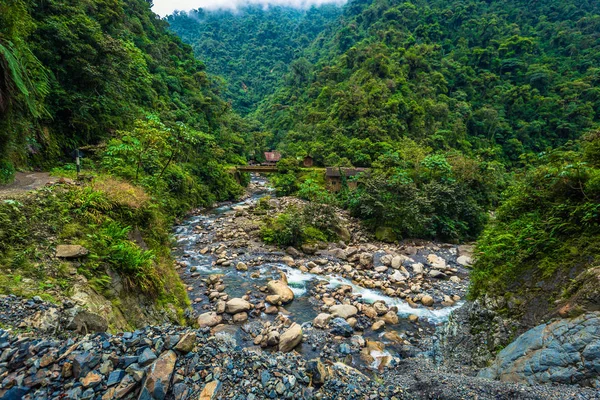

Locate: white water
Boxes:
[281,265,463,324]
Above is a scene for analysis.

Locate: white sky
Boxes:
[152,0,347,16]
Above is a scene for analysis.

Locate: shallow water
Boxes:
[172,176,462,364]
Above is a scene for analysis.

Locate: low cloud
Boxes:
[152,0,347,16]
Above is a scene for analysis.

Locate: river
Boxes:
[172,175,469,372]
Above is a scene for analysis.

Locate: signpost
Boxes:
[75,149,81,177]
[71,148,83,178]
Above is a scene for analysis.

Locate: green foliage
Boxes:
[346,141,501,241]
[260,208,305,247]
[84,222,159,294]
[100,115,243,214]
[0,160,15,184]
[470,136,600,298]
[0,0,249,195]
[297,178,334,203]
[271,172,299,197]
[0,0,49,164]
[251,0,600,167]
[0,181,189,321]
[167,5,342,115]
[276,157,301,174]
[260,204,340,247]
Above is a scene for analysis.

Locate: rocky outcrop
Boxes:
[479,312,600,387]
[436,300,517,369]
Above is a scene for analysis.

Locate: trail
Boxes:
[0,172,52,199]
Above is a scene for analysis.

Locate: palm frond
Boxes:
[0,41,48,118]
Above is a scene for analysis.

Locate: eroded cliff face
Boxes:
[479,312,600,387]
[437,266,600,387]
[0,183,188,334]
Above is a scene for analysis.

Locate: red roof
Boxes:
[264,151,282,162]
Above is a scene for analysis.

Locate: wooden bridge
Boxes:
[234,165,278,173]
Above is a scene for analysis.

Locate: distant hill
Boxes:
[167,5,342,115]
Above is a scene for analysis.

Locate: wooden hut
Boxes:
[303,155,314,167]
[325,167,368,192]
[263,151,282,166]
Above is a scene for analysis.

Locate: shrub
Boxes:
[0,160,15,184]
[470,140,600,299]
[271,172,298,196]
[260,204,340,247]
[297,178,334,203]
[346,148,498,241]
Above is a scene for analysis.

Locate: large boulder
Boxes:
[175,332,196,353]
[279,323,303,352]
[427,254,447,270]
[225,298,252,314]
[335,225,352,243]
[138,350,177,400]
[306,359,329,386]
[329,304,358,319]
[421,295,434,307]
[479,312,600,387]
[330,317,353,337]
[199,380,221,400]
[456,255,472,266]
[286,247,302,257]
[267,274,294,304]
[359,253,373,267]
[64,308,108,333]
[391,255,407,269]
[198,312,222,328]
[313,313,332,329]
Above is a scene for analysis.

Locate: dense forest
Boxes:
[0,0,246,209]
[167,5,342,115]
[168,0,599,300]
[0,0,252,321]
[259,0,600,164]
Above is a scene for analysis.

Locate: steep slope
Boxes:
[258,0,600,166]
[1,0,246,176]
[167,5,342,115]
[0,0,248,329]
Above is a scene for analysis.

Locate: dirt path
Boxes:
[0,172,52,199]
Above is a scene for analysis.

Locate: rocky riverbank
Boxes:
[1,295,599,399]
[1,177,599,399]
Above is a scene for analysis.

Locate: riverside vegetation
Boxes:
[0,0,599,399]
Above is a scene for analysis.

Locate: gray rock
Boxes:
[479,312,600,387]
[138,348,157,367]
[107,370,125,387]
[64,308,108,333]
[138,350,177,399]
[330,318,353,337]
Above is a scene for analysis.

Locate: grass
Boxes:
[0,174,190,329]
